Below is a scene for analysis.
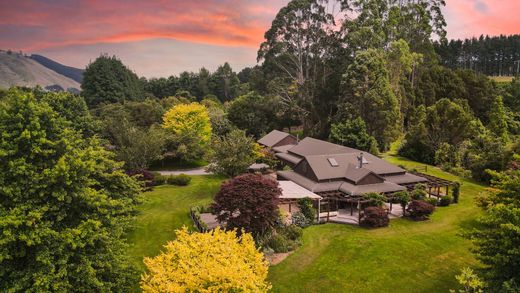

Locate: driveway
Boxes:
[157,167,212,176]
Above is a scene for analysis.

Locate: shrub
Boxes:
[167,173,191,186]
[266,234,289,253]
[411,185,427,200]
[297,198,316,223]
[425,197,438,206]
[360,206,389,228]
[439,195,452,206]
[393,191,411,215]
[280,225,303,241]
[406,200,435,220]
[126,169,155,188]
[363,192,386,207]
[452,182,461,203]
[291,212,311,228]
[152,173,168,185]
[212,174,281,235]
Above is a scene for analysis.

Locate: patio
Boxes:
[321,203,405,225]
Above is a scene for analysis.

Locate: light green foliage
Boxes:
[162,102,212,162]
[362,192,386,207]
[114,124,166,170]
[488,95,509,142]
[451,267,484,293]
[227,92,280,138]
[342,48,400,150]
[81,54,144,106]
[467,169,520,290]
[207,129,259,177]
[393,191,411,215]
[329,117,379,154]
[463,127,507,183]
[0,89,141,291]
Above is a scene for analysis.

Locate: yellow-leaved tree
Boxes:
[162,102,212,162]
[141,227,271,292]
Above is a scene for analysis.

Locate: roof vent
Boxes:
[327,157,339,167]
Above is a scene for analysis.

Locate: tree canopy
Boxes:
[0,89,140,291]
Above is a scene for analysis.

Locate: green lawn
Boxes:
[126,155,485,292]
[126,175,225,271]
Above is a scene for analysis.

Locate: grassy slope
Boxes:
[268,154,485,292]
[126,175,225,271]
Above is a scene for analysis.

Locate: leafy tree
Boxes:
[210,62,240,102]
[488,95,509,142]
[141,228,271,292]
[463,128,507,182]
[0,89,140,291]
[466,169,520,291]
[329,117,379,154]
[227,92,280,138]
[393,191,411,216]
[113,124,166,171]
[258,0,338,136]
[341,48,400,150]
[207,129,259,177]
[81,54,144,106]
[400,98,475,164]
[162,102,212,162]
[362,192,386,207]
[212,174,281,236]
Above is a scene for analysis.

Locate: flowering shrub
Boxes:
[141,227,271,292]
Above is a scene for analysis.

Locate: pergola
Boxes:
[314,172,455,223]
[405,172,455,198]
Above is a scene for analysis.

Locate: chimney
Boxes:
[357,152,364,169]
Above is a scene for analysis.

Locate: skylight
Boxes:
[327,157,339,167]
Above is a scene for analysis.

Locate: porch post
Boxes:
[317,199,321,223]
[446,185,449,197]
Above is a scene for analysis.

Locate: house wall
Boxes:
[293,160,318,181]
[358,173,384,185]
[274,135,297,147]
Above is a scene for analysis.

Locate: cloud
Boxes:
[443,0,520,39]
[0,0,287,51]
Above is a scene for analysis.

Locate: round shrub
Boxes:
[438,195,452,207]
[167,173,192,186]
[266,234,289,253]
[281,224,303,241]
[297,198,316,222]
[291,212,311,227]
[452,182,461,203]
[425,197,438,206]
[360,206,389,228]
[406,200,435,221]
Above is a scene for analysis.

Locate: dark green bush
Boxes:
[167,173,191,186]
[425,197,438,206]
[154,174,168,185]
[452,182,461,203]
[267,234,289,253]
[438,195,452,206]
[297,198,316,222]
[281,224,303,241]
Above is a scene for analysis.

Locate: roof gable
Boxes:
[258,130,295,147]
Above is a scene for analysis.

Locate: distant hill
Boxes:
[30,54,84,83]
[0,50,81,92]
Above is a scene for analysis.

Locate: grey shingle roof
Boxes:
[287,137,358,156]
[275,152,302,165]
[383,173,428,184]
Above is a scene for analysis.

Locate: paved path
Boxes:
[156,167,212,176]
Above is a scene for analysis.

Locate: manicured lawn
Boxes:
[268,155,485,292]
[126,175,225,271]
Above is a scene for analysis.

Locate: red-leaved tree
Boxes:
[212,174,281,235]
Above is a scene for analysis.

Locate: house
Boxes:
[258,132,453,224]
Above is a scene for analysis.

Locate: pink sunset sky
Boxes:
[1,0,518,77]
